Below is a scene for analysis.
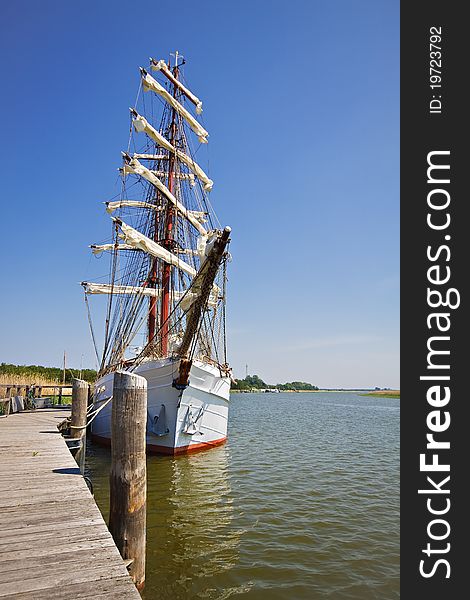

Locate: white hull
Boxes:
[92,358,230,454]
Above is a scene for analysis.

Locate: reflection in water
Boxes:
[87,442,246,600]
[87,393,399,599]
[145,447,243,599]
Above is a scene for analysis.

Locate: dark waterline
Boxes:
[86,392,399,599]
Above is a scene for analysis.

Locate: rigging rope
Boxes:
[84,293,101,364]
[222,257,228,365]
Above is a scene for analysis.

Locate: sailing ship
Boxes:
[82,53,232,454]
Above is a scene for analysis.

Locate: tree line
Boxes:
[0,363,97,384]
[231,374,318,391]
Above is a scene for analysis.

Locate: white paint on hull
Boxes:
[92,358,230,453]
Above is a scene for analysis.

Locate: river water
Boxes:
[87,392,399,599]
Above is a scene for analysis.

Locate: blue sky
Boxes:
[0,0,399,388]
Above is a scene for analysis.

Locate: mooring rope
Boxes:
[69,395,113,430]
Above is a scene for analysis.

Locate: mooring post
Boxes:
[71,379,88,438]
[71,379,89,474]
[109,371,147,590]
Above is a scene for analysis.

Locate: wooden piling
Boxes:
[71,379,89,439]
[71,379,89,474]
[109,371,147,590]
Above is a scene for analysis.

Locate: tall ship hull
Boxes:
[82,52,233,455]
[92,359,230,454]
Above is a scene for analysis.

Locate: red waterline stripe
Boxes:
[91,433,227,455]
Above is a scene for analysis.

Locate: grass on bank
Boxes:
[362,391,400,399]
[0,363,96,385]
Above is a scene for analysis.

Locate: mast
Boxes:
[87,53,231,373]
[151,53,180,355]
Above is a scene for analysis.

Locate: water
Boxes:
[87,392,399,599]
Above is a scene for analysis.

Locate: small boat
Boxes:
[82,53,232,454]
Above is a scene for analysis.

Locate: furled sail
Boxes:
[131,111,213,191]
[119,167,194,183]
[133,153,168,160]
[105,200,162,213]
[81,281,218,308]
[140,68,209,143]
[150,58,203,114]
[90,243,136,255]
[121,153,208,235]
[114,218,197,277]
[82,282,161,296]
[187,210,208,224]
[132,112,173,151]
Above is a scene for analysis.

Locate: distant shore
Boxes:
[361,390,400,399]
[232,389,400,398]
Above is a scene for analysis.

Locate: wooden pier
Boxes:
[0,408,141,599]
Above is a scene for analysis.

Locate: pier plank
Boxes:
[3,576,139,600]
[0,409,141,599]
